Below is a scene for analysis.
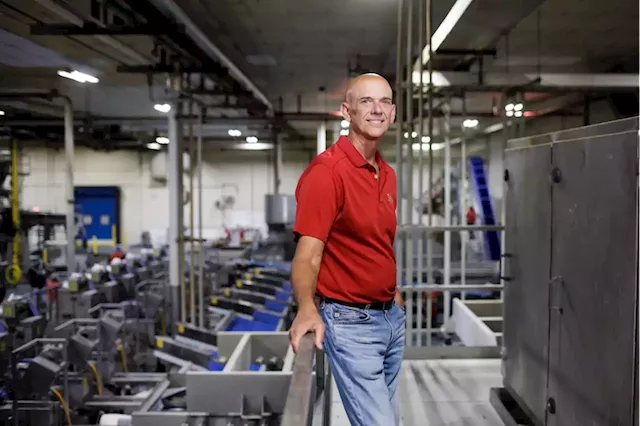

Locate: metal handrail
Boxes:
[397,224,504,233]
[281,334,318,426]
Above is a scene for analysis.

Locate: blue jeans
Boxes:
[320,300,406,426]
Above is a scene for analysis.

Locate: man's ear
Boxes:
[340,102,350,123]
[390,104,397,123]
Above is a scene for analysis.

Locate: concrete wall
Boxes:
[19,145,441,245]
[20,147,310,245]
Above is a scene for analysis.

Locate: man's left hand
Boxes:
[394,292,404,308]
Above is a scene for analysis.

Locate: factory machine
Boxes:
[0,196,320,426]
[247,194,297,263]
[491,117,639,426]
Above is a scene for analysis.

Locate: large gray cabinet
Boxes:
[502,117,639,426]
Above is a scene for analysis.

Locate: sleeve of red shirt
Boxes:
[293,164,342,243]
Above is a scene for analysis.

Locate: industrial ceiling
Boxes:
[0,0,637,152]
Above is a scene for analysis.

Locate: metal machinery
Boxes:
[247,194,297,263]
[490,117,639,426]
[0,208,331,426]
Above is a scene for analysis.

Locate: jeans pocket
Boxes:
[331,304,371,325]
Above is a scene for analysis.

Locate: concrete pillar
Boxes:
[168,95,183,326]
[316,121,327,155]
[274,133,283,194]
[332,121,342,144]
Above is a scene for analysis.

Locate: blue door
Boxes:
[74,187,121,242]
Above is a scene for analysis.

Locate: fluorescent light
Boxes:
[506,110,514,117]
[228,129,241,137]
[411,131,418,138]
[154,103,171,113]
[238,142,273,150]
[156,136,170,144]
[463,118,479,128]
[514,103,524,111]
[0,110,4,116]
[412,142,445,151]
[57,70,99,84]
[505,103,514,111]
[421,136,430,143]
[246,136,258,143]
[341,120,350,128]
[404,132,409,138]
[514,111,523,118]
[146,142,161,150]
[340,129,349,136]
[413,0,474,70]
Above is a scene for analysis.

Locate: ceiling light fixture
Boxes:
[412,142,445,151]
[246,136,258,143]
[340,129,349,136]
[514,111,523,118]
[156,136,170,144]
[0,110,5,116]
[154,103,171,113]
[228,129,241,137]
[463,118,479,128]
[146,142,161,150]
[57,70,99,84]
[421,136,430,143]
[341,120,350,128]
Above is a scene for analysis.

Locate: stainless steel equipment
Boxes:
[493,117,639,426]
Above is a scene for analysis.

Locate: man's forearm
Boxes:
[291,257,320,311]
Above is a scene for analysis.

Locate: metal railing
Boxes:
[395,224,506,348]
[281,334,332,426]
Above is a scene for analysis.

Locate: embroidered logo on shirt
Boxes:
[387,193,393,204]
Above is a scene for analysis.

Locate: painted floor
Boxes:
[313,359,505,426]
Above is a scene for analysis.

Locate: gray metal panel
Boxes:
[503,144,552,426]
[186,372,291,414]
[508,117,639,150]
[265,194,296,225]
[547,131,638,426]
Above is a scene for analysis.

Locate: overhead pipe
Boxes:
[146,0,273,112]
[410,71,640,91]
[33,0,149,64]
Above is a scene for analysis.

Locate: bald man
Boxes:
[290,73,405,426]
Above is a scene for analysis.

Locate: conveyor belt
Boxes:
[314,359,504,426]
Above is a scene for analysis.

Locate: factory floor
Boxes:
[313,359,505,426]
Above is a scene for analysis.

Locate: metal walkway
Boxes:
[314,359,505,426]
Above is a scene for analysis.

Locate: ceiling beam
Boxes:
[411,71,640,91]
[413,0,474,72]
[145,0,272,112]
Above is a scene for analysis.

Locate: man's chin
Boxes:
[364,129,388,140]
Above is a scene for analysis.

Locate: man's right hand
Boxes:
[289,306,325,353]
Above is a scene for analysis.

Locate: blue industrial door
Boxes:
[74,186,121,242]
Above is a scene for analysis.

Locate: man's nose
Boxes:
[371,101,383,113]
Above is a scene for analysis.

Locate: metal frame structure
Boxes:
[394,0,504,354]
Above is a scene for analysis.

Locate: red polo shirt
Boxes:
[293,136,397,304]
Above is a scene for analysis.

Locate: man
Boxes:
[289,73,405,426]
[466,206,476,239]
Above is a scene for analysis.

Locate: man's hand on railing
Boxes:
[289,305,325,353]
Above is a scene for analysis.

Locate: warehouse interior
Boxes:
[0,0,637,425]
